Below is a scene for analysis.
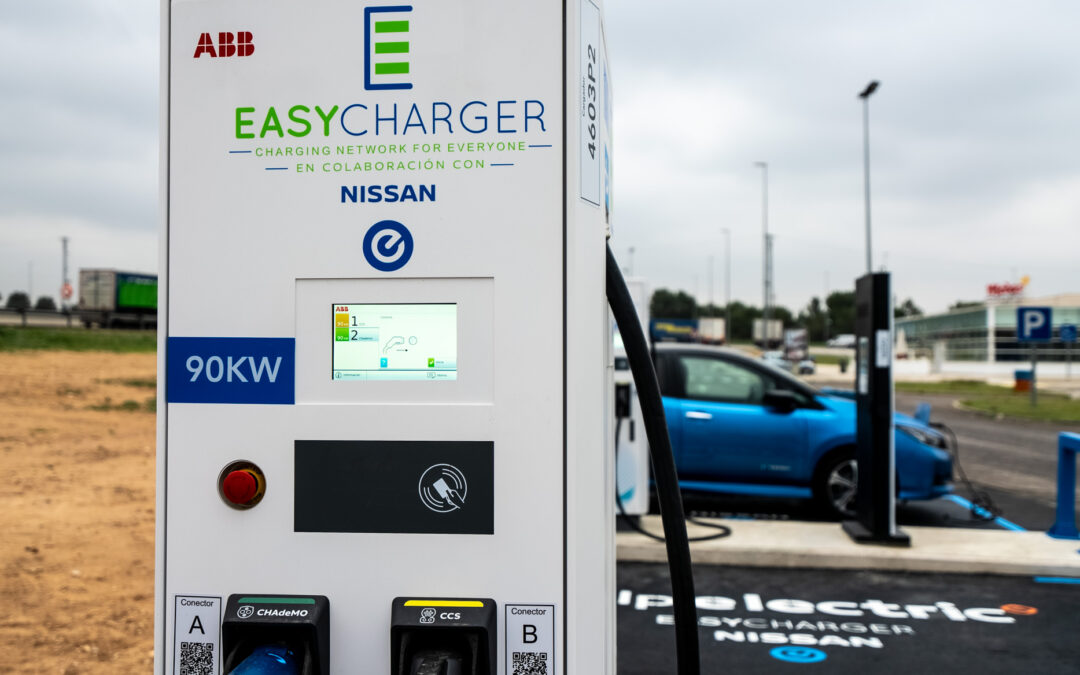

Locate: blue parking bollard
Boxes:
[1048,432,1080,540]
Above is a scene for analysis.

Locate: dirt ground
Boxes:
[0,351,157,674]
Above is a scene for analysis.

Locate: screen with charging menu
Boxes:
[332,303,458,381]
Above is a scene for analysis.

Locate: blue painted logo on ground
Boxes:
[167,337,295,404]
[363,219,414,272]
[770,646,827,663]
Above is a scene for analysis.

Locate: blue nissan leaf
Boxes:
[651,344,953,518]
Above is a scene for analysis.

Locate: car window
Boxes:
[678,355,767,404]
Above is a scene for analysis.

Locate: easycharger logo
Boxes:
[230,4,549,141]
[365,5,413,90]
[194,31,253,58]
[234,101,547,140]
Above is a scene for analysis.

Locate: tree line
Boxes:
[3,292,59,311]
[649,289,923,342]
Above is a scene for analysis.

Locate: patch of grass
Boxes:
[895,380,996,395]
[810,353,850,366]
[89,397,153,413]
[896,380,1080,423]
[961,392,1080,423]
[0,326,156,352]
[100,377,157,388]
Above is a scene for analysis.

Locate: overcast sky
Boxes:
[2,1,1077,314]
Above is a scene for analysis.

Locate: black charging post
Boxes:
[842,272,910,546]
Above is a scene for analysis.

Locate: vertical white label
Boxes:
[506,604,556,675]
[174,595,221,675]
[875,329,891,368]
[579,0,601,205]
[857,336,869,394]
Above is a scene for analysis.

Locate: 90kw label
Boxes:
[167,337,295,405]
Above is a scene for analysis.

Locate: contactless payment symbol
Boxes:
[418,464,468,513]
[363,220,414,272]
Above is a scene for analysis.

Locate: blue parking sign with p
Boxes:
[1017,307,1052,342]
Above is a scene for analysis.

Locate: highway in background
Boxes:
[0,309,77,327]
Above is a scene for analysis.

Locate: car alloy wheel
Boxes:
[826,458,858,518]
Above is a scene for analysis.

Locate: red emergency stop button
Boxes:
[218,460,266,509]
[223,470,257,505]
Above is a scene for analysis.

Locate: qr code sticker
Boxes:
[179,641,214,675]
[512,651,549,675]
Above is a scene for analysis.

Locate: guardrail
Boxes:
[0,308,76,328]
[1048,432,1080,540]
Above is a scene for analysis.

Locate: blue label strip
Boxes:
[167,337,295,404]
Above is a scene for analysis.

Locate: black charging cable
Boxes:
[930,421,1001,521]
[614,418,732,543]
[607,244,700,675]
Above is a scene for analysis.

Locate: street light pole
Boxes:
[722,227,731,343]
[823,271,831,341]
[859,80,879,274]
[754,161,769,343]
[708,255,714,311]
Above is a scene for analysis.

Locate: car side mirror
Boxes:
[763,389,798,413]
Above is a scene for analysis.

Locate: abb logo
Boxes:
[193,32,254,58]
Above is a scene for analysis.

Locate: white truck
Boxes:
[753,318,783,346]
[697,317,726,344]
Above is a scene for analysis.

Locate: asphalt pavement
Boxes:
[617,562,1080,673]
[894,390,1078,531]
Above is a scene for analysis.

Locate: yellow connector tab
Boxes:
[403,600,484,608]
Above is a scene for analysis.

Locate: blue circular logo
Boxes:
[770,646,827,664]
[363,220,413,272]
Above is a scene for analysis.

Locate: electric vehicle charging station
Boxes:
[157,0,616,672]
[614,279,650,517]
[842,272,909,545]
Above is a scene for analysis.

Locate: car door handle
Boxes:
[685,411,713,420]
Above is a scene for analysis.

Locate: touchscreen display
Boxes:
[333,303,457,381]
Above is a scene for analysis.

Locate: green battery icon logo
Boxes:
[365,5,413,90]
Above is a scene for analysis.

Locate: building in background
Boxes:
[897,293,1080,368]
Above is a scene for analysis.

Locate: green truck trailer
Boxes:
[77,269,157,328]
